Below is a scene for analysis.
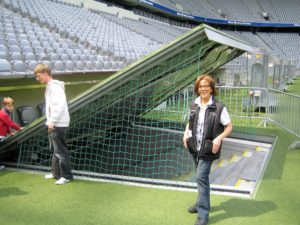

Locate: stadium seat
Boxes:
[0,59,11,76]
[65,61,75,72]
[27,60,38,72]
[24,52,37,61]
[95,61,104,70]
[85,61,95,71]
[9,45,21,53]
[0,52,8,60]
[60,54,69,61]
[37,102,46,116]
[75,61,85,71]
[53,61,64,73]
[103,61,112,70]
[7,39,18,46]
[17,105,39,126]
[11,52,23,61]
[13,61,27,75]
[50,53,59,61]
[70,54,79,61]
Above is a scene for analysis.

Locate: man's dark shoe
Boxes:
[188,204,198,213]
[194,217,208,225]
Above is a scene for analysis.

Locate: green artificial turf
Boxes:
[288,77,300,96]
[1,126,300,225]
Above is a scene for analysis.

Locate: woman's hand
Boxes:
[212,137,222,154]
[183,132,188,149]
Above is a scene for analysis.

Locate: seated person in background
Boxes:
[0,97,22,170]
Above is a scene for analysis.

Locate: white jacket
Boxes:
[45,80,70,127]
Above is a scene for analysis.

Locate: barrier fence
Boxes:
[165,85,300,137]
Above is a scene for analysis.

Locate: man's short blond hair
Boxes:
[1,97,14,107]
[34,64,52,76]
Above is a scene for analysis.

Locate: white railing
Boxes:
[164,86,300,137]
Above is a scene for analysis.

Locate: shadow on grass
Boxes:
[210,198,277,224]
[0,187,28,198]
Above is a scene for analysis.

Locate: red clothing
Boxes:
[0,109,21,137]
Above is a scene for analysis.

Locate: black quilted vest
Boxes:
[187,98,225,161]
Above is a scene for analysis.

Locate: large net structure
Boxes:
[1,25,253,189]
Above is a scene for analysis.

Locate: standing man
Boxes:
[34,64,73,185]
[0,97,22,170]
[183,74,232,225]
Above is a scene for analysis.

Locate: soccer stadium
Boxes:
[0,0,299,224]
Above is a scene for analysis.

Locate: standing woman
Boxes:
[183,74,232,225]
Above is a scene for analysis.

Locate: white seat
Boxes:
[13,60,27,75]
[27,60,38,72]
[75,61,84,71]
[24,52,37,61]
[95,61,103,70]
[85,61,94,71]
[53,61,64,73]
[11,52,23,61]
[0,59,11,76]
[65,61,75,72]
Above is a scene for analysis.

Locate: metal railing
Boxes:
[267,88,300,137]
[165,86,300,137]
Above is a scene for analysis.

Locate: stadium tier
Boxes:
[0,0,189,76]
[151,0,300,23]
[1,0,300,77]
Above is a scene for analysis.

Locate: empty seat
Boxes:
[111,61,119,70]
[50,53,59,61]
[85,61,94,71]
[0,45,8,52]
[53,61,64,73]
[24,52,37,61]
[0,52,8,60]
[20,40,30,47]
[75,61,84,71]
[17,105,39,126]
[60,54,69,61]
[37,102,46,116]
[13,61,26,75]
[66,49,73,55]
[41,41,51,48]
[22,46,33,53]
[95,61,103,70]
[74,49,82,55]
[0,59,11,76]
[7,39,19,45]
[70,54,79,61]
[31,40,41,48]
[34,47,44,54]
[104,61,112,70]
[37,53,49,61]
[11,52,23,61]
[56,48,65,54]
[80,55,88,61]
[65,61,75,72]
[9,45,21,53]
[119,61,125,68]
[27,60,38,72]
[88,55,97,61]
[45,47,54,54]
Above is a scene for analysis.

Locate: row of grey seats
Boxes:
[0,59,123,76]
